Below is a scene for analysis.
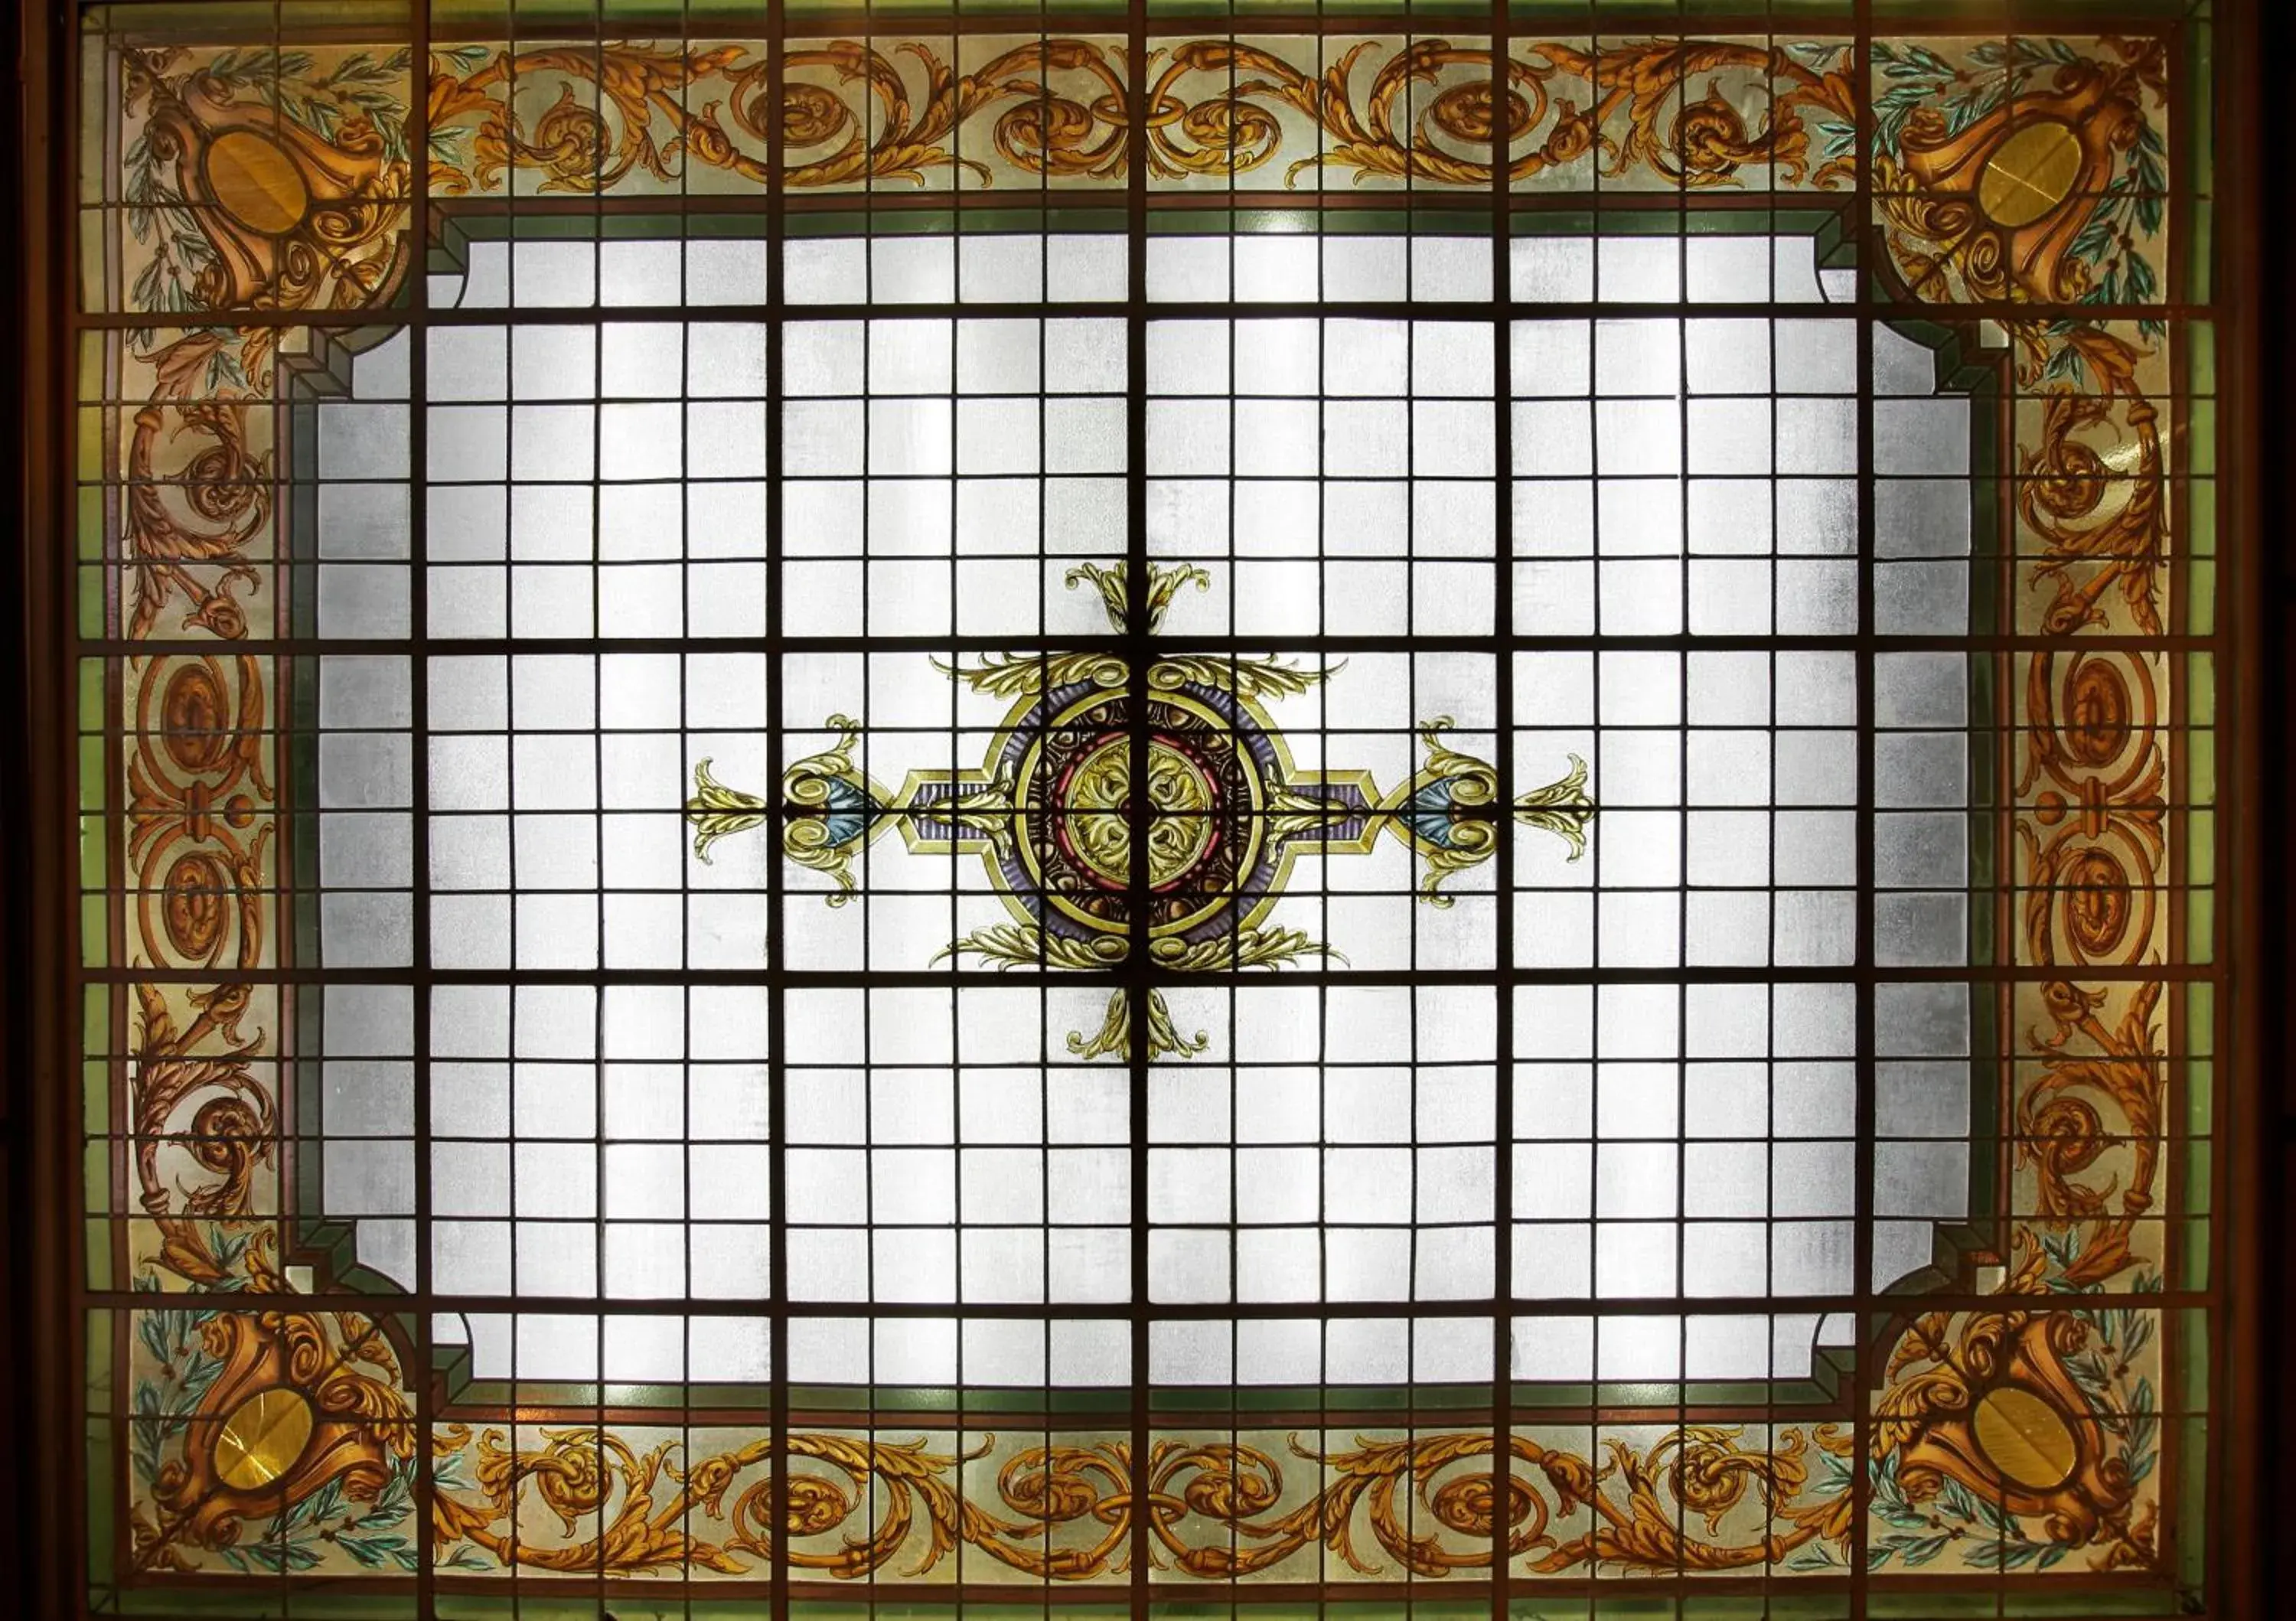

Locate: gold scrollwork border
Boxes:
[91,23,2190,1592]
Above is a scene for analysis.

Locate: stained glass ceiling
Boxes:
[73,0,2217,1611]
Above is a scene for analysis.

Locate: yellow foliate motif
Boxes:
[686,563,1594,1058]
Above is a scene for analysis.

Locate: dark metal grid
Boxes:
[80,335,2213,1570]
[764,0,794,1610]
[56,6,2226,1620]
[68,295,2223,327]
[406,0,439,1606]
[1123,0,1152,1610]
[1848,3,1880,1607]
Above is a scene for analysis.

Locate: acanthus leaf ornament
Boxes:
[409,1420,1859,1580]
[419,35,1863,198]
[131,982,277,1290]
[2018,333,2170,638]
[2015,979,2166,1290]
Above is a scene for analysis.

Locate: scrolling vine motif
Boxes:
[425,38,1132,193]
[2017,651,2167,970]
[2016,980,2164,1289]
[415,1422,1855,1580]
[2016,327,2170,638]
[120,653,289,1297]
[1146,38,1857,190]
[126,657,274,970]
[421,35,1859,197]
[130,982,276,1290]
[1859,40,2177,1393]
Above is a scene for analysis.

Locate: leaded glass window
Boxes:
[63,2,2228,1613]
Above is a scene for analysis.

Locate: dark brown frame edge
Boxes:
[2233,0,2293,1617]
[7,0,77,1619]
[0,4,2282,1620]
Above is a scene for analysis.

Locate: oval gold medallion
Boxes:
[204,129,311,236]
[1971,1384,2078,1492]
[1977,120,2084,230]
[214,1385,315,1492]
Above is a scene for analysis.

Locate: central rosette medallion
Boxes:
[687,562,1594,1058]
[898,667,1302,973]
[1029,694,1254,932]
[1051,727,1224,896]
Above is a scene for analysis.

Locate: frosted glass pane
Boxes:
[299,230,1985,1395]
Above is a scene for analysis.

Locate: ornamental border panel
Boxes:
[77,12,2204,1603]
